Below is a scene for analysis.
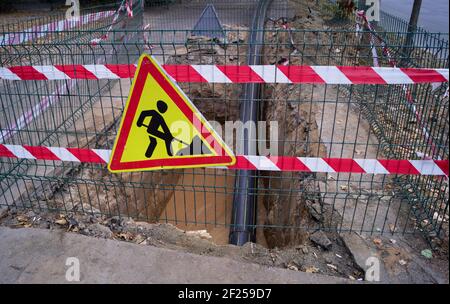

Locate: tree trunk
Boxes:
[403,0,422,62]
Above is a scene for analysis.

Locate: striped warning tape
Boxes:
[0,41,125,144]
[356,9,443,159]
[90,0,135,46]
[0,3,142,144]
[0,11,116,46]
[0,64,448,84]
[0,144,447,176]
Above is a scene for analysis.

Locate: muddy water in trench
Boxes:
[160,169,268,246]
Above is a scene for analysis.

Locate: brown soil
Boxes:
[259,81,328,247]
[257,1,342,248]
[162,169,234,245]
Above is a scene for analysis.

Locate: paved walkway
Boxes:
[0,227,353,284]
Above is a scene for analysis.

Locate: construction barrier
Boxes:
[0,0,448,242]
[0,11,116,46]
[0,144,448,176]
[0,64,448,84]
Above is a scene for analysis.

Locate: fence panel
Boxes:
[0,1,448,248]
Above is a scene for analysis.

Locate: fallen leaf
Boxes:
[389,224,396,233]
[373,238,383,246]
[55,218,68,225]
[305,266,319,273]
[16,216,28,222]
[134,234,146,244]
[117,232,134,241]
[270,253,276,262]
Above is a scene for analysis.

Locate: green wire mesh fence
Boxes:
[0,0,448,248]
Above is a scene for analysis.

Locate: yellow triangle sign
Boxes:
[108,54,235,173]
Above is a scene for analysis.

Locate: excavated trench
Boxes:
[157,1,328,248]
[34,1,373,250]
[154,1,325,248]
[158,31,247,245]
[68,1,330,248]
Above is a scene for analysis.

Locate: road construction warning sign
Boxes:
[108,54,235,172]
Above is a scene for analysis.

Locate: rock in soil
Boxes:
[88,223,113,238]
[310,231,332,250]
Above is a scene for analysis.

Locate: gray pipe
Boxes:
[229,0,272,246]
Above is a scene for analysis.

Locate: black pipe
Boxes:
[229,0,272,246]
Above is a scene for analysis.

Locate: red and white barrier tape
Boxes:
[356,10,443,159]
[143,23,154,50]
[0,11,115,46]
[90,0,132,46]
[0,144,447,176]
[126,0,133,18]
[1,0,139,144]
[0,64,447,84]
[0,45,119,144]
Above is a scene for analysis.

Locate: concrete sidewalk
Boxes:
[0,227,353,284]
